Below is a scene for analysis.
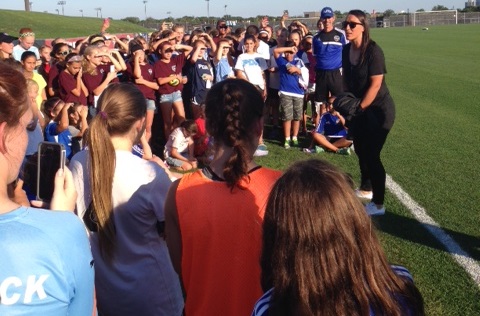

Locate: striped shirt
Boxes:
[252,265,415,316]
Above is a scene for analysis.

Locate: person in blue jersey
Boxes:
[0,62,95,316]
[273,41,308,149]
[312,7,348,116]
[43,97,74,160]
[342,10,396,216]
[252,159,424,316]
[303,98,352,155]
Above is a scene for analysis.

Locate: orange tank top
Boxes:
[176,167,281,316]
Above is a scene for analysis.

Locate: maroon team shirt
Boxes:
[82,64,118,106]
[58,70,87,105]
[153,54,187,95]
[47,63,65,97]
[126,62,156,100]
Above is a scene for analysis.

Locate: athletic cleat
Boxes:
[292,138,299,146]
[302,148,315,154]
[315,146,325,153]
[254,144,269,157]
[365,202,385,216]
[337,147,351,155]
[355,189,373,200]
[284,141,291,149]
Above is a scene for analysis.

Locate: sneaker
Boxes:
[292,137,299,146]
[302,148,315,154]
[314,146,325,153]
[365,202,385,216]
[337,147,351,155]
[254,144,269,157]
[284,141,291,149]
[355,189,373,200]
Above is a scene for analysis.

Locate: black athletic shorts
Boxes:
[314,68,344,103]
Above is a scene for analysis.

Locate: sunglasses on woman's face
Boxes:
[58,50,70,56]
[342,21,363,29]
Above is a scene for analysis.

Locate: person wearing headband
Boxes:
[13,27,40,61]
[59,53,88,105]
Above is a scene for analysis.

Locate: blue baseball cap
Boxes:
[321,7,334,19]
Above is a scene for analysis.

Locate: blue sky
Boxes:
[2,1,465,20]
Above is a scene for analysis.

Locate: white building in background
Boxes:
[465,0,477,8]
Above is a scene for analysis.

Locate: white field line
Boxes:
[386,174,480,288]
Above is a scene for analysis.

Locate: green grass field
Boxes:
[0,9,150,38]
[257,24,480,315]
[1,9,479,314]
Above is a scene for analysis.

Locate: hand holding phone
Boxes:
[36,142,66,202]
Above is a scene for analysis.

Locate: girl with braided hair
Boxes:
[165,78,281,316]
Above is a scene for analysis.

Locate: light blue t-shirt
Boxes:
[0,207,95,315]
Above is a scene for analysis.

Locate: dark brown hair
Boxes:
[261,159,424,316]
[205,79,264,189]
[347,9,371,65]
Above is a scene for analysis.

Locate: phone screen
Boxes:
[37,142,66,201]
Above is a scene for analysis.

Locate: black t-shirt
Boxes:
[342,41,395,130]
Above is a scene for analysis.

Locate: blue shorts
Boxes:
[146,99,156,111]
[159,90,182,104]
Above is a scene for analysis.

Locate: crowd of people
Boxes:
[0,7,422,316]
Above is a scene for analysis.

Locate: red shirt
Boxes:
[153,54,187,95]
[126,62,156,100]
[58,70,87,105]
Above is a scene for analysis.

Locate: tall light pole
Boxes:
[143,0,148,20]
[224,4,227,17]
[57,1,66,16]
[29,2,33,11]
[79,9,83,17]
[206,0,210,24]
[24,0,30,11]
[95,7,102,18]
[55,8,59,15]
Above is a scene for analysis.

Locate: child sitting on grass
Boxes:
[303,97,352,155]
[164,120,198,171]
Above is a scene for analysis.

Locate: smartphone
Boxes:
[36,142,66,202]
[110,65,115,73]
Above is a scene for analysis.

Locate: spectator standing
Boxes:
[165,79,281,316]
[69,83,184,316]
[312,7,348,116]
[252,159,424,316]
[0,32,18,60]
[12,28,40,61]
[341,10,396,216]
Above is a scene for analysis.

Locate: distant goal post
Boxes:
[413,10,458,26]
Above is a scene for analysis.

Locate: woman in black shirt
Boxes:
[342,10,395,216]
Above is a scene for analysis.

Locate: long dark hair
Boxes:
[261,159,424,316]
[347,9,371,65]
[204,79,264,189]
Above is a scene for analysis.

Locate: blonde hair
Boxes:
[87,83,146,261]
[82,45,99,75]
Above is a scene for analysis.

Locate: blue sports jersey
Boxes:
[312,28,347,70]
[316,112,348,137]
[0,207,94,315]
[276,56,306,96]
[45,122,73,160]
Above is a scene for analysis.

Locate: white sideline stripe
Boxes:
[386,174,480,287]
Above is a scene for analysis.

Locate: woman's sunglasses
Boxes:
[342,21,363,29]
[57,50,71,56]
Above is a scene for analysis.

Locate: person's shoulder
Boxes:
[26,208,87,240]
